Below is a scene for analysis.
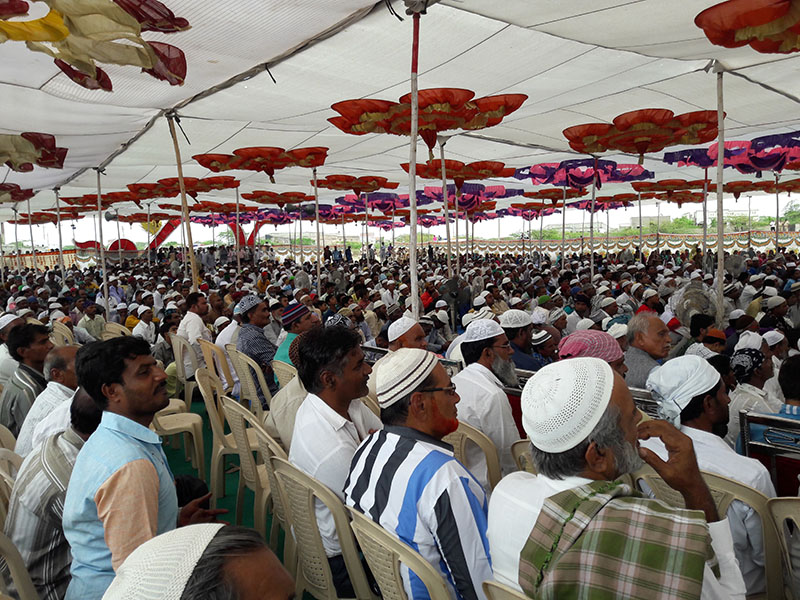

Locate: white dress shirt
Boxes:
[15,381,75,457]
[0,344,18,388]
[451,362,519,489]
[288,393,381,556]
[176,311,212,376]
[487,471,746,600]
[726,383,781,447]
[29,397,71,451]
[641,426,775,595]
[131,320,156,345]
[213,322,240,393]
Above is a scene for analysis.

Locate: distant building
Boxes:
[629,216,671,228]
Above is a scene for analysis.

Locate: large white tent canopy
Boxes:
[3,0,800,221]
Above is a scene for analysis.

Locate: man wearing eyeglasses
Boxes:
[451,319,521,490]
[345,348,492,600]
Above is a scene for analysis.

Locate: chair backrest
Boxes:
[0,426,16,452]
[635,466,784,598]
[361,395,380,418]
[244,414,290,533]
[226,346,268,420]
[0,449,22,527]
[511,439,536,474]
[766,497,800,599]
[198,339,235,393]
[220,396,261,492]
[104,322,131,338]
[346,505,451,600]
[443,421,502,490]
[272,360,297,389]
[483,581,529,600]
[195,368,229,448]
[270,457,375,600]
[172,334,198,384]
[51,321,74,346]
[0,531,39,600]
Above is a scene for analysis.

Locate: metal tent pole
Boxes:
[561,187,567,265]
[146,203,152,269]
[116,211,122,265]
[589,159,597,278]
[775,172,781,253]
[26,196,35,271]
[55,189,65,279]
[407,12,421,319]
[312,167,322,291]
[715,66,726,321]
[439,142,453,277]
[748,195,752,250]
[638,191,643,262]
[235,188,242,273]
[95,168,110,316]
[702,168,709,255]
[0,223,5,283]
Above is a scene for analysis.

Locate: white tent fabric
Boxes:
[3,0,800,222]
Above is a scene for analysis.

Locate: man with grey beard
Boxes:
[452,319,521,489]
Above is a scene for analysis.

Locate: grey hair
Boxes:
[179,526,268,600]
[530,404,625,479]
[626,312,655,345]
[43,346,72,383]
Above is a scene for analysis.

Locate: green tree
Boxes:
[784,199,800,225]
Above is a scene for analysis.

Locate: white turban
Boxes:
[646,355,720,426]
[734,330,764,352]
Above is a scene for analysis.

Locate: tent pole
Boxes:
[146,203,151,269]
[454,189,459,271]
[166,114,199,291]
[0,222,5,283]
[561,187,567,265]
[407,12,421,320]
[702,168,708,255]
[638,191,643,262]
[775,172,780,254]
[299,207,304,263]
[26,197,35,272]
[95,168,110,316]
[748,195,752,250]
[116,211,122,265]
[606,208,610,256]
[235,188,242,273]
[342,213,346,249]
[589,158,597,278]
[55,189,65,279]
[13,207,19,270]
[439,141,453,278]
[656,201,661,258]
[715,67,726,322]
[312,167,322,292]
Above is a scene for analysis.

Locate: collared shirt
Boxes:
[30,399,71,451]
[236,323,278,404]
[726,383,779,448]
[263,375,307,451]
[345,426,492,600]
[176,311,211,376]
[131,320,156,345]
[274,332,297,366]
[624,345,661,389]
[0,344,18,388]
[289,393,381,557]
[452,362,519,488]
[0,364,47,437]
[263,318,282,348]
[76,315,105,341]
[487,471,746,600]
[509,341,541,371]
[15,381,74,457]
[2,427,84,600]
[63,412,178,600]
[642,426,774,594]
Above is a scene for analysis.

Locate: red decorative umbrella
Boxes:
[329,88,527,156]
[0,184,35,203]
[193,147,328,184]
[524,187,587,203]
[695,0,800,54]
[1,132,68,171]
[240,191,313,206]
[315,175,399,196]
[403,159,515,191]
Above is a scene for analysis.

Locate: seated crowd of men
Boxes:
[0,245,798,599]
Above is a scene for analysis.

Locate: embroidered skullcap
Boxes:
[102,523,224,599]
[435,299,447,309]
[607,323,628,339]
[599,296,616,309]
[213,316,230,329]
[0,314,18,330]
[238,294,262,316]
[435,310,449,324]
[558,330,622,363]
[729,309,745,321]
[509,297,523,308]
[530,306,549,325]
[734,330,764,352]
[325,313,353,329]
[730,348,766,383]
[767,296,786,310]
[388,316,417,342]
[690,271,702,280]
[376,348,439,408]
[548,308,566,325]
[642,289,658,301]
[464,318,505,343]
[763,330,785,347]
[281,302,309,326]
[137,305,151,316]
[576,317,595,331]
[646,355,721,426]
[499,309,532,329]
[763,287,778,298]
[630,283,642,294]
[117,303,128,311]
[530,329,552,347]
[521,357,615,453]
[473,296,486,308]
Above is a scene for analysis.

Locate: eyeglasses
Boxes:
[419,384,458,396]
[491,342,511,350]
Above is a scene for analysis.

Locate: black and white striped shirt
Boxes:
[344,426,492,600]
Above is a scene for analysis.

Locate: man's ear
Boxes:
[319,369,337,391]
[584,441,615,478]
[101,382,123,406]
[408,391,426,419]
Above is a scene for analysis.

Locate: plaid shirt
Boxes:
[236,323,278,405]
[0,363,46,437]
[2,427,84,600]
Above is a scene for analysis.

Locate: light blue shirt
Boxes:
[275,332,298,366]
[63,412,177,600]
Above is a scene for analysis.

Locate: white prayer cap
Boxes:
[530,306,549,325]
[642,289,658,301]
[763,330,785,347]
[509,297,523,308]
[499,309,531,329]
[0,314,18,330]
[117,303,128,311]
[729,309,745,321]
[596,285,610,295]
[376,348,439,408]
[631,283,642,294]
[38,311,48,320]
[464,318,504,343]
[599,296,616,308]
[137,305,151,316]
[767,296,786,309]
[214,316,230,329]
[690,271,702,280]
[763,287,778,298]
[473,296,486,308]
[373,300,386,310]
[530,329,552,346]
[646,355,720,426]
[604,323,625,338]
[548,307,566,325]
[734,330,764,352]
[435,300,447,309]
[102,523,224,599]
[576,317,595,331]
[388,316,417,342]
[435,310,449,324]
[521,358,615,453]
[684,342,717,359]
